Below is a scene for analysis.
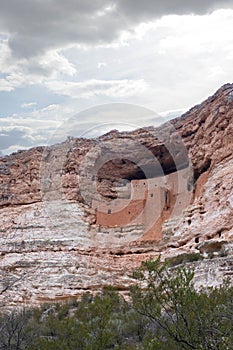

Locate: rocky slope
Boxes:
[0,84,233,308]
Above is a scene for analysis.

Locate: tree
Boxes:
[0,309,34,350]
[31,288,129,350]
[130,257,233,350]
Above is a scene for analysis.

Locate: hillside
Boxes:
[0,84,233,308]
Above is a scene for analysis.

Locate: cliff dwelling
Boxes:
[92,167,192,241]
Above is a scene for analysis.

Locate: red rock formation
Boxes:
[0,84,233,308]
[1,84,232,207]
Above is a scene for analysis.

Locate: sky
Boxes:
[1,0,233,154]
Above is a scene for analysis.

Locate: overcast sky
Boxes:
[1,0,233,154]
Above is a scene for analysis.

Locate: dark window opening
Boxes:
[108,209,111,214]
[165,191,168,203]
[150,193,153,198]
[165,190,170,209]
[195,237,199,243]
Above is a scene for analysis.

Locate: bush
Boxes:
[165,252,203,267]
[0,258,232,350]
[131,257,233,349]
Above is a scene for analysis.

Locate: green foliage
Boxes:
[0,258,232,350]
[131,257,233,350]
[28,288,140,350]
[0,309,34,350]
[165,252,203,267]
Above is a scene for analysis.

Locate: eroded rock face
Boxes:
[1,84,232,207]
[161,158,233,251]
[0,84,233,308]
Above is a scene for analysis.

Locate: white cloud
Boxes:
[156,9,233,56]
[1,3,233,155]
[159,109,185,118]
[0,103,77,154]
[0,41,77,91]
[21,102,37,109]
[46,79,148,99]
[38,50,77,77]
[0,0,232,59]
[97,62,107,68]
[29,103,75,121]
[0,8,231,108]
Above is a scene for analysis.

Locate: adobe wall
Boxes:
[131,177,166,200]
[142,187,166,225]
[130,167,190,200]
[166,167,191,195]
[91,168,191,239]
[94,199,145,227]
[93,187,166,229]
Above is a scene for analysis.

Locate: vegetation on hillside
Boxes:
[0,257,232,349]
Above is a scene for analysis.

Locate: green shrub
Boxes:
[166,252,203,267]
[1,257,232,350]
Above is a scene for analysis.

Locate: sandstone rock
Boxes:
[0,84,233,307]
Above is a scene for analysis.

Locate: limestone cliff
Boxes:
[0,84,233,308]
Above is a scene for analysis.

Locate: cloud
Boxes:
[45,103,174,144]
[97,62,107,69]
[0,1,232,94]
[0,0,232,59]
[0,103,76,154]
[1,2,233,156]
[117,0,233,19]
[0,126,36,151]
[0,102,171,154]
[46,79,148,98]
[0,38,77,92]
[21,102,37,109]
